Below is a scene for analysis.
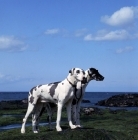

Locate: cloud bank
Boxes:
[44,28,60,35]
[101,6,138,26]
[0,73,21,84]
[84,29,132,41]
[0,36,28,52]
[116,46,134,54]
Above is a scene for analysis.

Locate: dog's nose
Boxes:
[101,76,104,80]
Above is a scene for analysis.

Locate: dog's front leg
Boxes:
[66,99,77,129]
[72,103,77,125]
[56,102,63,131]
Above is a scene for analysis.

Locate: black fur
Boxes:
[49,82,59,97]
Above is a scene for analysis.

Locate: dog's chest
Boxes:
[64,88,74,99]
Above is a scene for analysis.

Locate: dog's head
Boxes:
[87,68,104,81]
[69,68,86,83]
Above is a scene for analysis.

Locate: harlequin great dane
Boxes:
[31,68,104,131]
[21,68,86,133]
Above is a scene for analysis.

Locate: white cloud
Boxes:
[84,29,131,41]
[44,28,60,35]
[0,73,20,84]
[101,6,138,26]
[116,46,134,54]
[0,36,28,52]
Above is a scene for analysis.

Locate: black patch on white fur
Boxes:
[29,96,34,104]
[30,86,37,94]
[69,68,75,74]
[48,81,60,86]
[82,70,85,75]
[49,82,59,97]
[38,85,42,88]
[89,68,104,81]
[76,70,80,73]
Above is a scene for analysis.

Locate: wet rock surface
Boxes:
[82,99,91,103]
[96,93,138,107]
[0,100,27,109]
[82,107,102,115]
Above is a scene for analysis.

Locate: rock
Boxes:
[82,99,91,103]
[82,107,101,115]
[0,99,27,109]
[96,93,138,107]
[22,98,28,103]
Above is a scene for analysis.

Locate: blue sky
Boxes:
[0,0,138,92]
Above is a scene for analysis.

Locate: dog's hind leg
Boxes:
[32,102,44,133]
[21,93,39,134]
[21,102,35,134]
[45,103,53,130]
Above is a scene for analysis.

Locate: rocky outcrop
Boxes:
[82,107,102,115]
[82,99,91,103]
[96,93,138,107]
[0,100,27,109]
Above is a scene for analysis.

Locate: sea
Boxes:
[0,91,138,110]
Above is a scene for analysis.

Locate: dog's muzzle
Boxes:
[96,76,104,81]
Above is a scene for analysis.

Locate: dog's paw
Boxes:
[21,129,25,134]
[76,125,83,128]
[70,125,77,129]
[56,126,62,132]
[34,131,39,133]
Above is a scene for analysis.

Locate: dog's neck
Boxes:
[66,74,78,87]
[85,70,94,83]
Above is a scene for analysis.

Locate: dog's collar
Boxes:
[66,78,76,87]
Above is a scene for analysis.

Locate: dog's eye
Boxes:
[76,70,80,74]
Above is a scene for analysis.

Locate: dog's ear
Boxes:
[88,68,94,76]
[69,68,75,75]
[88,68,98,77]
[89,68,96,74]
[69,69,72,73]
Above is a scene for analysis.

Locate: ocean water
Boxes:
[0,92,28,101]
[0,91,121,102]
[0,92,138,110]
